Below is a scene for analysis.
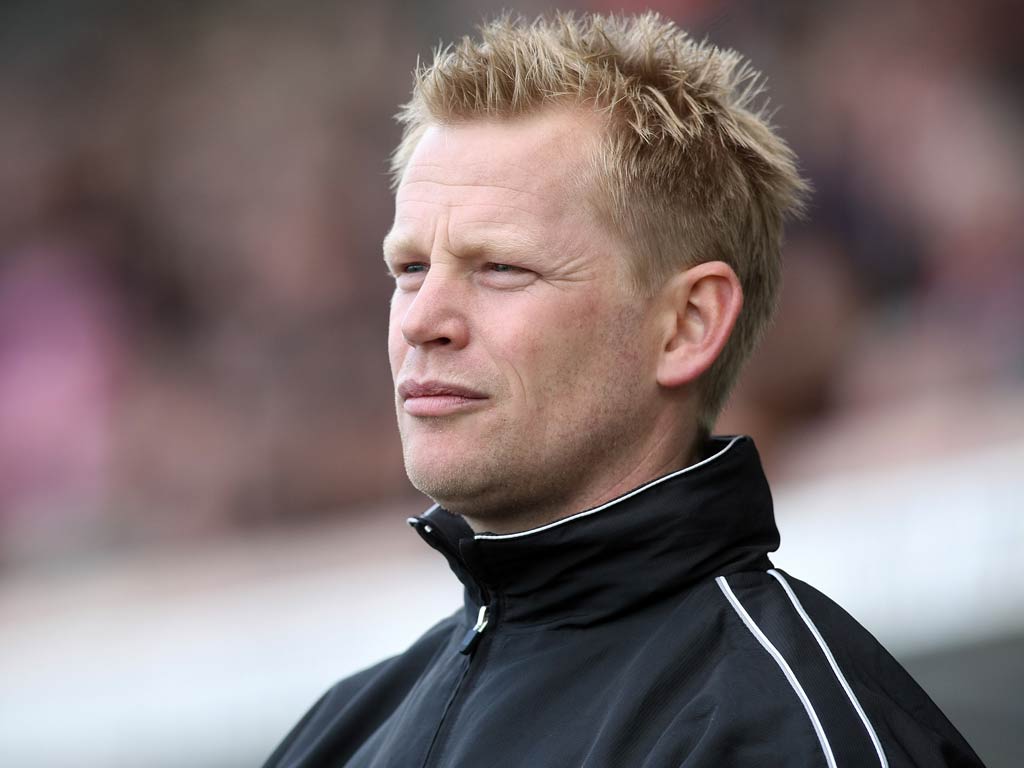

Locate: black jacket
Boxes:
[265,436,985,767]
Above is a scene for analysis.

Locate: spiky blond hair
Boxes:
[390,12,809,431]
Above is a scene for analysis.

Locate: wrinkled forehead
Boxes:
[397,110,603,203]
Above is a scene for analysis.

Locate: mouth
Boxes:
[397,379,488,416]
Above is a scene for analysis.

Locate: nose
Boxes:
[399,269,470,349]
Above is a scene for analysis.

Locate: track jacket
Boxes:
[265,435,985,767]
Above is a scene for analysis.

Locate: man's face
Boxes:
[385,110,667,529]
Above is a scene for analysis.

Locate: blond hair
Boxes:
[390,12,809,431]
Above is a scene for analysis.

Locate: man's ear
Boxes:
[656,261,743,388]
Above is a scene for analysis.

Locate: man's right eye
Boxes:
[392,263,429,288]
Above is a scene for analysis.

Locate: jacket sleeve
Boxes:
[696,571,987,768]
[780,573,988,768]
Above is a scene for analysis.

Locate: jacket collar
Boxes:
[408,435,779,629]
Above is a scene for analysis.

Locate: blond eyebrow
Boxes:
[461,234,538,263]
[382,231,420,262]
[382,228,540,264]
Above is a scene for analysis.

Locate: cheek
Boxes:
[388,336,403,379]
[511,297,622,393]
[555,301,652,390]
[387,299,407,377]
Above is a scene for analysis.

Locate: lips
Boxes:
[398,380,487,400]
[398,379,488,416]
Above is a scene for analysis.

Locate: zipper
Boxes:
[422,597,499,768]
[409,515,497,767]
[458,604,489,655]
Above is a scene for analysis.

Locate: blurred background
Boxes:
[0,0,1021,765]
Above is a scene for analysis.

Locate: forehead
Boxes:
[391,111,603,248]
[403,111,596,186]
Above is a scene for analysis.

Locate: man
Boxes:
[265,12,984,768]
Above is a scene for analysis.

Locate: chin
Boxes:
[405,450,481,500]
[404,447,518,510]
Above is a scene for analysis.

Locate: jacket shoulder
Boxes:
[262,610,460,767]
[707,569,986,768]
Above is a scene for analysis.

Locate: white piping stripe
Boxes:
[716,576,837,768]
[473,436,743,540]
[418,505,440,519]
[768,569,889,768]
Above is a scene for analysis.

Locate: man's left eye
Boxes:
[480,262,535,287]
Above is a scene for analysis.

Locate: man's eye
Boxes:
[481,262,535,287]
[402,263,428,274]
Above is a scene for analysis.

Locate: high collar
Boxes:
[407,435,779,629]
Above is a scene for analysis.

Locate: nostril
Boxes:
[405,336,451,347]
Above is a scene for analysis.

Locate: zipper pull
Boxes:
[458,604,489,655]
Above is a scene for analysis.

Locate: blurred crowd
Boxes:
[1,0,1021,569]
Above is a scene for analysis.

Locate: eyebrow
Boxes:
[382,229,539,265]
[381,231,413,262]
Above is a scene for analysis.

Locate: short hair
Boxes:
[390,12,809,431]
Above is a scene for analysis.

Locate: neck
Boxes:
[460,423,702,535]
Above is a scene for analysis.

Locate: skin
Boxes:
[385,109,742,533]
